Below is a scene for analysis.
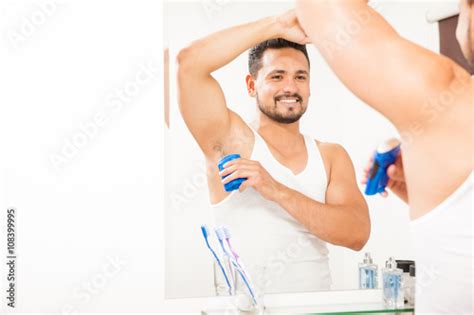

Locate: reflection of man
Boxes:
[296,0,473,312]
[177,11,369,293]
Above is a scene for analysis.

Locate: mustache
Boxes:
[274,93,303,103]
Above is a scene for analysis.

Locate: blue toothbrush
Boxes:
[200,225,232,295]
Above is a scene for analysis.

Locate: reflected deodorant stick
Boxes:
[365,138,401,196]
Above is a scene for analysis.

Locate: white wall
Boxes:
[1,0,164,312]
[165,0,441,298]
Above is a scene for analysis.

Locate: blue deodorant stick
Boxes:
[218,154,247,192]
[365,138,401,196]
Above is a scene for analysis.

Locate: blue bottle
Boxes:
[218,154,247,192]
[382,257,404,308]
[359,252,378,289]
[365,138,401,195]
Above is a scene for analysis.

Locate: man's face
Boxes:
[247,48,310,124]
[456,0,474,68]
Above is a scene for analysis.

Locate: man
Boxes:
[296,0,473,313]
[177,11,369,293]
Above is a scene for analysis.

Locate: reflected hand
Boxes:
[362,151,408,203]
[275,10,310,45]
[220,157,283,201]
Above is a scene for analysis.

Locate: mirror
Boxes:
[164,0,438,299]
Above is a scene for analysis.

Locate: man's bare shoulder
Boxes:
[315,140,347,158]
[313,140,352,180]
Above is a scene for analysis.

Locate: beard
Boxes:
[256,93,307,124]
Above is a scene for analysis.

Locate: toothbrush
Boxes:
[221,227,257,305]
[200,225,232,295]
[230,259,258,305]
[223,227,249,279]
[214,227,235,292]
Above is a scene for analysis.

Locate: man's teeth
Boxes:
[278,99,298,103]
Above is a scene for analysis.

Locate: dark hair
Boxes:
[248,38,310,78]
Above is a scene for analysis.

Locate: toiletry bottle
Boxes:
[382,257,404,308]
[396,260,415,305]
[359,252,378,289]
[406,264,416,306]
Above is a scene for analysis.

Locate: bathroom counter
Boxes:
[202,302,414,314]
[163,289,414,314]
[198,290,414,315]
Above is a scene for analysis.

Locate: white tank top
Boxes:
[410,172,473,314]
[212,126,331,293]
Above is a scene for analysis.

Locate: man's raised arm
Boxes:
[295,0,470,130]
[177,11,309,156]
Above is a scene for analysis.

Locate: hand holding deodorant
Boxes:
[365,138,401,196]
[218,154,247,192]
